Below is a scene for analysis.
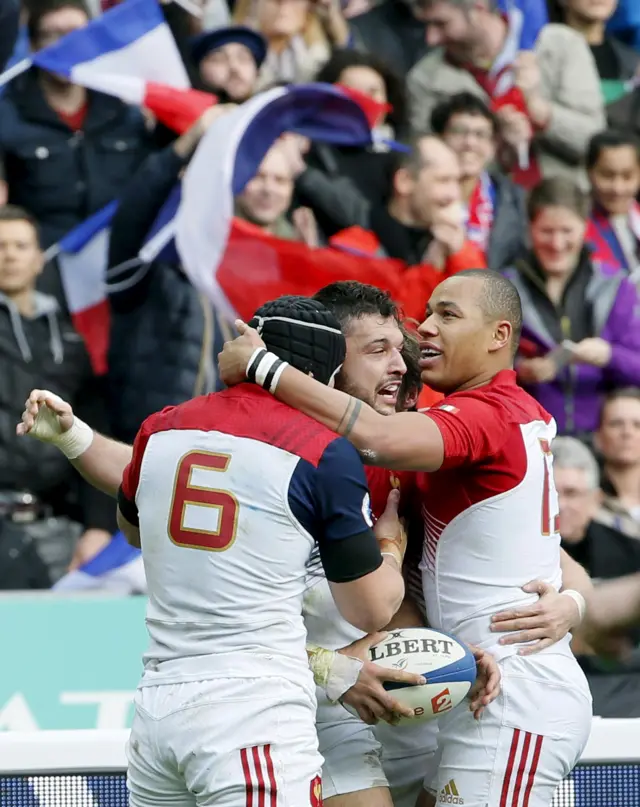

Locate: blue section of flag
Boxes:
[80,531,140,578]
[231,83,372,195]
[146,184,181,263]
[58,200,119,254]
[141,83,409,268]
[499,0,547,49]
[33,0,164,78]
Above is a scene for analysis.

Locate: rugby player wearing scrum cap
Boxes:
[38,295,396,806]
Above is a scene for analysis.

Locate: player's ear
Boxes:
[489,320,511,354]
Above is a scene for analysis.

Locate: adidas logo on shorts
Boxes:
[438,780,464,804]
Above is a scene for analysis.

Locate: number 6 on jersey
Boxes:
[168,451,239,551]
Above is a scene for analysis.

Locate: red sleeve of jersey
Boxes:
[424,396,509,469]
[120,410,169,502]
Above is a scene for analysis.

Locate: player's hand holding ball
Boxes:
[218,321,266,386]
[338,632,427,726]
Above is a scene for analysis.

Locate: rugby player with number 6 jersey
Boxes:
[117,296,410,807]
[218,270,593,807]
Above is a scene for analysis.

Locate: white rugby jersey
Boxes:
[419,370,570,661]
[303,466,419,651]
[118,385,381,687]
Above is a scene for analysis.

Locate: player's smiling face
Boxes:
[417,276,497,393]
[335,314,406,415]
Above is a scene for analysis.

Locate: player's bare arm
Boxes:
[328,490,406,633]
[218,323,445,471]
[17,389,132,497]
[490,549,591,653]
[585,572,640,633]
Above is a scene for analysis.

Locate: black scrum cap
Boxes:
[248,296,346,386]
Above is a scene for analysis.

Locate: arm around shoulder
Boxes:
[273,364,445,471]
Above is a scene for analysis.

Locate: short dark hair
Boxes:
[599,387,640,427]
[430,92,497,137]
[454,269,523,356]
[398,326,423,410]
[586,129,640,170]
[27,0,90,43]
[527,177,590,223]
[315,49,409,137]
[0,205,40,244]
[387,134,438,187]
[313,281,400,332]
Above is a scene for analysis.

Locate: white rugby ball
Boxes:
[357,627,476,725]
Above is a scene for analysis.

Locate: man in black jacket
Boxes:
[107,107,235,445]
[0,0,153,255]
[552,436,640,718]
[0,205,115,585]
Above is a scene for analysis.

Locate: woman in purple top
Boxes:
[502,176,640,436]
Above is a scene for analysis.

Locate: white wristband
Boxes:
[56,417,95,459]
[307,645,364,703]
[29,399,95,459]
[254,353,281,388]
[560,589,586,625]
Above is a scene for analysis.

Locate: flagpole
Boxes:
[43,243,62,262]
[0,58,32,88]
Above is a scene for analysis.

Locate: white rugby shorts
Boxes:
[376,719,440,807]
[317,694,388,800]
[428,654,592,807]
[317,690,440,807]
[127,677,322,807]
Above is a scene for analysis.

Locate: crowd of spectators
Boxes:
[1,0,640,716]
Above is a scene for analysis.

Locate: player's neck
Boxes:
[453,365,511,393]
[604,463,640,509]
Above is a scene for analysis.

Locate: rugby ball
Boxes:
[360,628,476,725]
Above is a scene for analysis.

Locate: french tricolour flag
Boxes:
[1,0,190,99]
[142,83,412,321]
[45,203,118,376]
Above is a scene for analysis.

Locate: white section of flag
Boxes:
[58,226,110,314]
[71,23,189,100]
[174,87,287,319]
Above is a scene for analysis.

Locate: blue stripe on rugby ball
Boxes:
[382,629,476,691]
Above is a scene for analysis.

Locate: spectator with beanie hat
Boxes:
[190,25,267,103]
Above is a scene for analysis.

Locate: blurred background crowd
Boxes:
[1,0,640,720]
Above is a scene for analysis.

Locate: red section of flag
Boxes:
[144,83,218,134]
[71,299,111,376]
[336,84,392,128]
[217,219,485,325]
[219,218,406,318]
